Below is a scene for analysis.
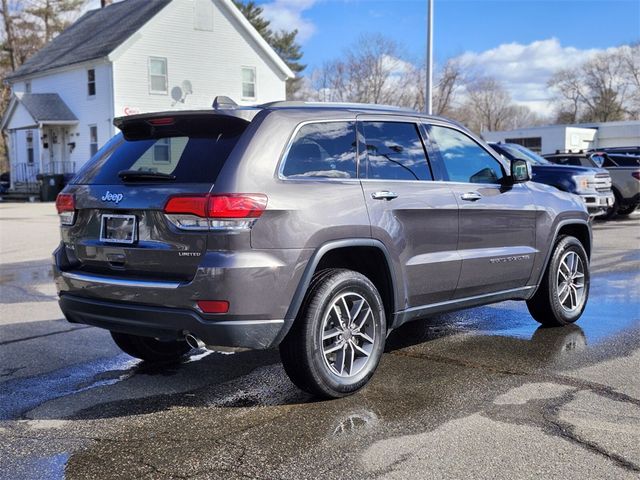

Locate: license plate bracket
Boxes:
[100,214,137,244]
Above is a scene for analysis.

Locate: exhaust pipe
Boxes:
[185,333,205,350]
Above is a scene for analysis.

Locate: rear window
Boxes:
[72,116,246,185]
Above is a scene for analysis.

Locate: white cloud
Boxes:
[260,0,318,42]
[455,38,625,115]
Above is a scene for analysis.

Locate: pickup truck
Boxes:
[490,143,614,217]
[544,149,640,218]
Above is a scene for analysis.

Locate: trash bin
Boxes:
[38,174,65,202]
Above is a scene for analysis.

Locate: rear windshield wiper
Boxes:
[117,170,176,181]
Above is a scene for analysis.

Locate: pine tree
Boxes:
[232,1,272,41]
[270,29,306,99]
[232,0,305,99]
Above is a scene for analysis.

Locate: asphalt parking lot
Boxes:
[0,203,638,480]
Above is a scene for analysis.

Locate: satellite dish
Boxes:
[171,86,183,103]
[181,80,193,95]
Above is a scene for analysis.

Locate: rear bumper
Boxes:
[59,294,285,349]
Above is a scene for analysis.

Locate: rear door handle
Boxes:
[460,192,482,201]
[371,191,398,201]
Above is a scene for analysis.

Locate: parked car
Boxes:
[489,142,613,217]
[543,149,640,218]
[53,100,592,398]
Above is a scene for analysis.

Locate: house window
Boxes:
[241,67,256,99]
[25,81,31,93]
[149,57,168,94]
[89,125,98,156]
[26,130,34,164]
[87,69,96,96]
[153,138,171,163]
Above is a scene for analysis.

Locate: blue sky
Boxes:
[257,0,639,113]
[259,0,640,68]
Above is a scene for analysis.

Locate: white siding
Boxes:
[17,62,115,167]
[111,0,287,117]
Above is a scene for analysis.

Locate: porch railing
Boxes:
[43,161,77,175]
[11,163,39,192]
[10,161,77,193]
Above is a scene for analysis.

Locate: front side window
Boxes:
[149,57,168,94]
[87,69,96,96]
[362,121,432,181]
[89,125,98,156]
[282,122,357,179]
[241,67,256,99]
[428,125,504,184]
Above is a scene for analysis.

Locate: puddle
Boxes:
[0,355,139,420]
[483,270,640,344]
[0,453,69,480]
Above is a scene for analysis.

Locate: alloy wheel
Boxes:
[321,292,376,378]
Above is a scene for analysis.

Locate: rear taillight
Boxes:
[164,194,267,231]
[632,171,640,181]
[55,193,75,226]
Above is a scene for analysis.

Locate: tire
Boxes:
[279,269,387,398]
[110,331,192,362]
[527,235,590,327]
[616,204,636,216]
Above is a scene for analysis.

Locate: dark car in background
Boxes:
[489,143,613,217]
[544,149,640,218]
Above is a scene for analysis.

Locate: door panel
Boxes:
[450,183,537,298]
[362,181,460,307]
[425,124,537,298]
[358,118,461,309]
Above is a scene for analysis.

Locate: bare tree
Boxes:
[433,58,463,116]
[463,77,514,132]
[548,47,638,123]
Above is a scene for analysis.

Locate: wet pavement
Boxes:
[0,203,639,479]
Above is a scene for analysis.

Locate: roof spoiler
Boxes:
[212,96,238,110]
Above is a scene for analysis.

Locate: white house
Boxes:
[482,120,640,154]
[1,0,293,191]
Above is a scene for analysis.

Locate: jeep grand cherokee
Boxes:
[54,100,592,398]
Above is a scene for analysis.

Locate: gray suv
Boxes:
[54,101,592,398]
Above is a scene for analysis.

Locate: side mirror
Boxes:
[511,159,531,183]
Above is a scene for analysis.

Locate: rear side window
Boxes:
[282,122,357,179]
[361,121,431,181]
[72,117,245,185]
[428,125,504,184]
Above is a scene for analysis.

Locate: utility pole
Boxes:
[426,0,434,115]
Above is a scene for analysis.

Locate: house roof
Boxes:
[5,0,172,81]
[18,93,78,122]
[5,0,294,82]
[1,93,78,130]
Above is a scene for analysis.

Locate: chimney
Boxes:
[101,0,112,7]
